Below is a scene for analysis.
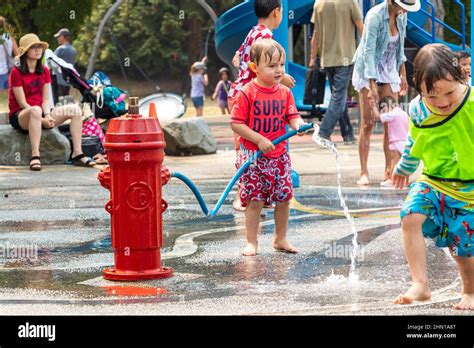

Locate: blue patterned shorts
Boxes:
[401,182,474,257]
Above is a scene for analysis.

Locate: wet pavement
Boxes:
[0,116,470,315]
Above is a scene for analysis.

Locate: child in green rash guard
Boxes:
[392,44,474,310]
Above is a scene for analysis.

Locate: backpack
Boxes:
[102,86,127,113]
[88,71,112,86]
[88,71,127,114]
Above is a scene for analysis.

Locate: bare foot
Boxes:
[273,239,298,254]
[454,294,474,310]
[394,282,431,304]
[232,198,245,212]
[242,243,257,256]
[93,153,108,164]
[356,174,369,186]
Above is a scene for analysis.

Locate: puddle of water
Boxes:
[100,285,167,297]
[312,130,360,283]
[324,270,360,286]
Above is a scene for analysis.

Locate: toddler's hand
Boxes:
[232,52,241,68]
[295,121,309,136]
[257,137,275,154]
[281,74,296,88]
[392,173,409,189]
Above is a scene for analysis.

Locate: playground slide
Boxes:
[215,0,465,113]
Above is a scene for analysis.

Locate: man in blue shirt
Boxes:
[53,28,77,98]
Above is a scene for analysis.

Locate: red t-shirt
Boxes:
[230,80,300,158]
[8,66,51,116]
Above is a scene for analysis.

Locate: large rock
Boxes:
[162,117,217,156]
[0,112,8,125]
[0,125,71,165]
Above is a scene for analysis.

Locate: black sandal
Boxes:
[72,153,96,167]
[29,156,42,171]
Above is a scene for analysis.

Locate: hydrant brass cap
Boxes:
[128,97,139,115]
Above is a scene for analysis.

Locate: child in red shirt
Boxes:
[230,38,307,256]
[8,33,95,170]
[229,0,296,211]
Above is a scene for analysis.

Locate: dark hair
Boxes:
[250,39,285,66]
[454,50,471,60]
[254,0,281,19]
[413,44,465,94]
[379,96,397,110]
[19,53,45,75]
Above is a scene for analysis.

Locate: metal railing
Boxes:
[362,0,466,49]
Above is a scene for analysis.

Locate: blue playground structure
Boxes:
[215,0,467,115]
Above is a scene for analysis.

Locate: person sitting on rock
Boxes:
[8,33,95,171]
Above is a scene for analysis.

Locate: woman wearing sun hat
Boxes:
[8,33,95,170]
[352,0,420,186]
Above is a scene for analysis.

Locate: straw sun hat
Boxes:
[16,33,49,59]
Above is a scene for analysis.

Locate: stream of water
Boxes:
[312,127,360,283]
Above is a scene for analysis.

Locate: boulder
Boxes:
[162,117,217,156]
[0,112,8,125]
[0,125,71,165]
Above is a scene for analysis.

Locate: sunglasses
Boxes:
[29,44,44,50]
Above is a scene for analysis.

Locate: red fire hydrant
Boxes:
[98,97,173,281]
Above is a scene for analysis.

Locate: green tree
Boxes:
[74,0,240,85]
[0,0,94,49]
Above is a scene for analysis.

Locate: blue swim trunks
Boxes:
[401,182,474,257]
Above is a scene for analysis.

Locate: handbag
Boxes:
[58,118,105,159]
[81,135,104,159]
[304,58,326,106]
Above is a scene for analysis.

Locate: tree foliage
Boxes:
[442,0,470,49]
[1,0,469,86]
[0,0,94,50]
[73,0,241,80]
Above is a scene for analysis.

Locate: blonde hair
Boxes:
[250,38,285,66]
[189,65,198,75]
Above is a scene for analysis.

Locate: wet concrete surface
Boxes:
[0,117,469,315]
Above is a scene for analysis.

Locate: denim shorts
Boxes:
[401,182,474,257]
[191,96,204,108]
[0,73,8,90]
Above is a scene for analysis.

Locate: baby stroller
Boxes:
[45,50,126,164]
[45,49,127,120]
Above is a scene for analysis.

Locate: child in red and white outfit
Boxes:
[230,38,308,256]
